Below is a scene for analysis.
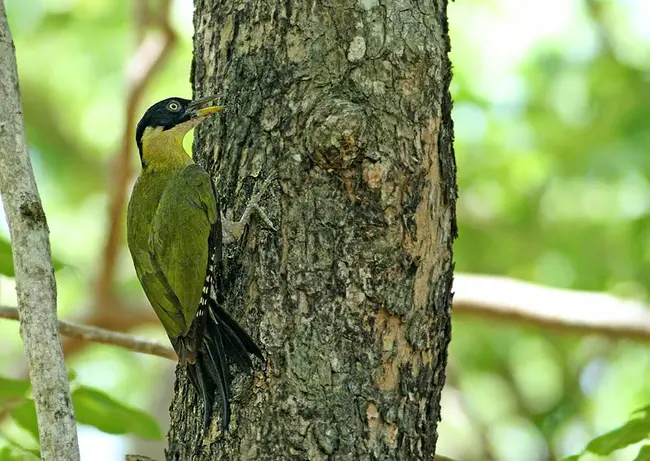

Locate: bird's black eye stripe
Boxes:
[167,101,181,112]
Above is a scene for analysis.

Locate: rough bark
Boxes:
[167,0,456,459]
[0,2,80,459]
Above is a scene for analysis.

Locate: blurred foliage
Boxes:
[443,0,650,459]
[1,0,192,458]
[0,235,66,276]
[0,377,162,452]
[8,387,161,442]
[558,405,650,459]
[0,374,161,456]
[0,0,649,459]
[0,237,17,277]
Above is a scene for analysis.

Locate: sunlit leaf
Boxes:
[586,418,650,455]
[10,400,39,442]
[0,447,27,461]
[560,456,580,461]
[0,376,30,404]
[0,237,14,277]
[72,386,162,440]
[635,446,650,461]
[634,405,650,417]
[0,438,40,460]
[7,384,161,440]
[0,235,66,277]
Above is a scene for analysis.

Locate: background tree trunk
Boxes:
[166,0,456,459]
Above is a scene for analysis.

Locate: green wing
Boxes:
[148,164,218,339]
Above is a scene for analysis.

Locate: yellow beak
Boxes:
[184,95,227,119]
[196,105,227,117]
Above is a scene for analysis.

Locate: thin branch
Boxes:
[0,306,176,361]
[6,273,650,368]
[453,273,650,341]
[60,304,160,357]
[0,3,79,459]
[96,0,176,304]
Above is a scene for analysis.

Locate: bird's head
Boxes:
[135,96,226,161]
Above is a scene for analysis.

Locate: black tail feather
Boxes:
[202,332,230,430]
[209,299,263,361]
[188,361,214,428]
[185,299,262,431]
[219,322,254,370]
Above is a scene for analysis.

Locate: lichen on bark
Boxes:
[167,0,456,459]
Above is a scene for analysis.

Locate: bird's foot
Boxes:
[222,173,277,244]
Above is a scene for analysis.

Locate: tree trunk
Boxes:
[166,0,456,459]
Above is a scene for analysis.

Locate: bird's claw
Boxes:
[221,173,277,243]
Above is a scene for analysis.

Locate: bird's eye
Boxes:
[167,101,181,112]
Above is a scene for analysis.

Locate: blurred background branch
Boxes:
[95,0,176,310]
[60,305,159,358]
[454,274,650,341]
[0,273,650,360]
[6,270,650,362]
[0,306,175,360]
[59,0,177,359]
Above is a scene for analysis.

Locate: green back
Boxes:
[127,164,217,339]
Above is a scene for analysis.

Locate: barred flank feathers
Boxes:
[185,212,263,430]
[186,247,219,428]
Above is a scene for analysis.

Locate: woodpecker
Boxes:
[127,95,271,430]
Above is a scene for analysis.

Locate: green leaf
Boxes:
[19,449,40,460]
[72,386,162,440]
[634,405,650,416]
[52,257,64,272]
[635,446,650,461]
[0,447,25,461]
[7,385,161,441]
[0,436,40,460]
[0,376,30,404]
[560,456,581,461]
[0,237,14,277]
[67,369,77,384]
[586,418,650,455]
[10,400,39,442]
[0,235,66,278]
